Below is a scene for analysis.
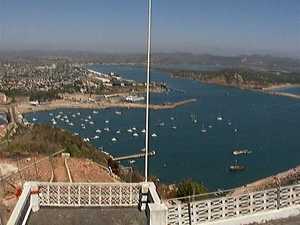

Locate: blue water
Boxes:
[24,65,300,190]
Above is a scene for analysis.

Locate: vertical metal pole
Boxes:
[144,0,152,182]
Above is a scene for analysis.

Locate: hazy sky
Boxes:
[1,0,300,56]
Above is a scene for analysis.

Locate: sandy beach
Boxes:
[17,98,197,114]
[262,84,300,91]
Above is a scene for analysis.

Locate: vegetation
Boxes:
[29,90,61,102]
[0,124,109,167]
[176,179,208,199]
[163,68,300,89]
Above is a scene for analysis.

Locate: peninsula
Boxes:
[16,97,197,114]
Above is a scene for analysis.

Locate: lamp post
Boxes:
[144,0,152,182]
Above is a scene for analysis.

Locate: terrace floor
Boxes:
[251,215,300,225]
[27,207,147,225]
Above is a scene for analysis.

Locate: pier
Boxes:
[113,151,156,162]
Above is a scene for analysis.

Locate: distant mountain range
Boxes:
[1,51,300,72]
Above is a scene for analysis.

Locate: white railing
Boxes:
[166,184,300,225]
[6,183,32,225]
[38,182,142,207]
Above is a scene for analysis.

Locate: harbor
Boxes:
[23,64,300,190]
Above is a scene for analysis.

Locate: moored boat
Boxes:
[229,160,246,172]
[232,149,252,156]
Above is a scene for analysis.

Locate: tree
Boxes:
[176,179,207,198]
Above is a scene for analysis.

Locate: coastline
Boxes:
[165,70,300,100]
[17,98,197,114]
[231,164,300,197]
[261,83,300,91]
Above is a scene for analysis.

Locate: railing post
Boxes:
[222,198,226,219]
[139,182,149,211]
[276,187,281,210]
[178,204,182,225]
[187,202,192,225]
[207,201,211,222]
[289,186,294,207]
[250,192,254,214]
[78,185,81,206]
[236,196,240,216]
[31,183,40,212]
[89,186,91,205]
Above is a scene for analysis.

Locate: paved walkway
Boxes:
[27,207,147,225]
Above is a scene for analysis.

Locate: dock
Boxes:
[113,151,156,162]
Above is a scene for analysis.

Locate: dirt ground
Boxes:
[0,155,117,224]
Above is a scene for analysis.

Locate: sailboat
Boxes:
[191,114,198,123]
[229,160,245,172]
[201,124,207,133]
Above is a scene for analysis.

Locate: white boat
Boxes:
[104,127,110,132]
[105,120,109,124]
[83,138,90,142]
[84,119,89,122]
[88,116,92,119]
[217,115,223,121]
[172,126,177,130]
[72,114,76,118]
[127,129,133,133]
[116,130,121,134]
[82,126,86,129]
[115,111,122,115]
[234,128,238,133]
[89,121,94,125]
[133,133,139,137]
[170,117,175,120]
[93,135,100,140]
[32,118,37,122]
[69,122,74,126]
[208,125,213,129]
[159,122,165,127]
[228,122,232,126]
[112,137,117,142]
[76,112,80,115]
[233,149,252,156]
[93,110,99,114]
[151,133,158,137]
[59,112,63,115]
[52,120,57,125]
[96,129,101,133]
[56,115,61,119]
[65,119,70,123]
[49,113,53,116]
[201,124,207,133]
[141,129,146,133]
[132,127,137,131]
[129,160,136,164]
[193,119,198,123]
[63,116,68,119]
[74,132,79,136]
